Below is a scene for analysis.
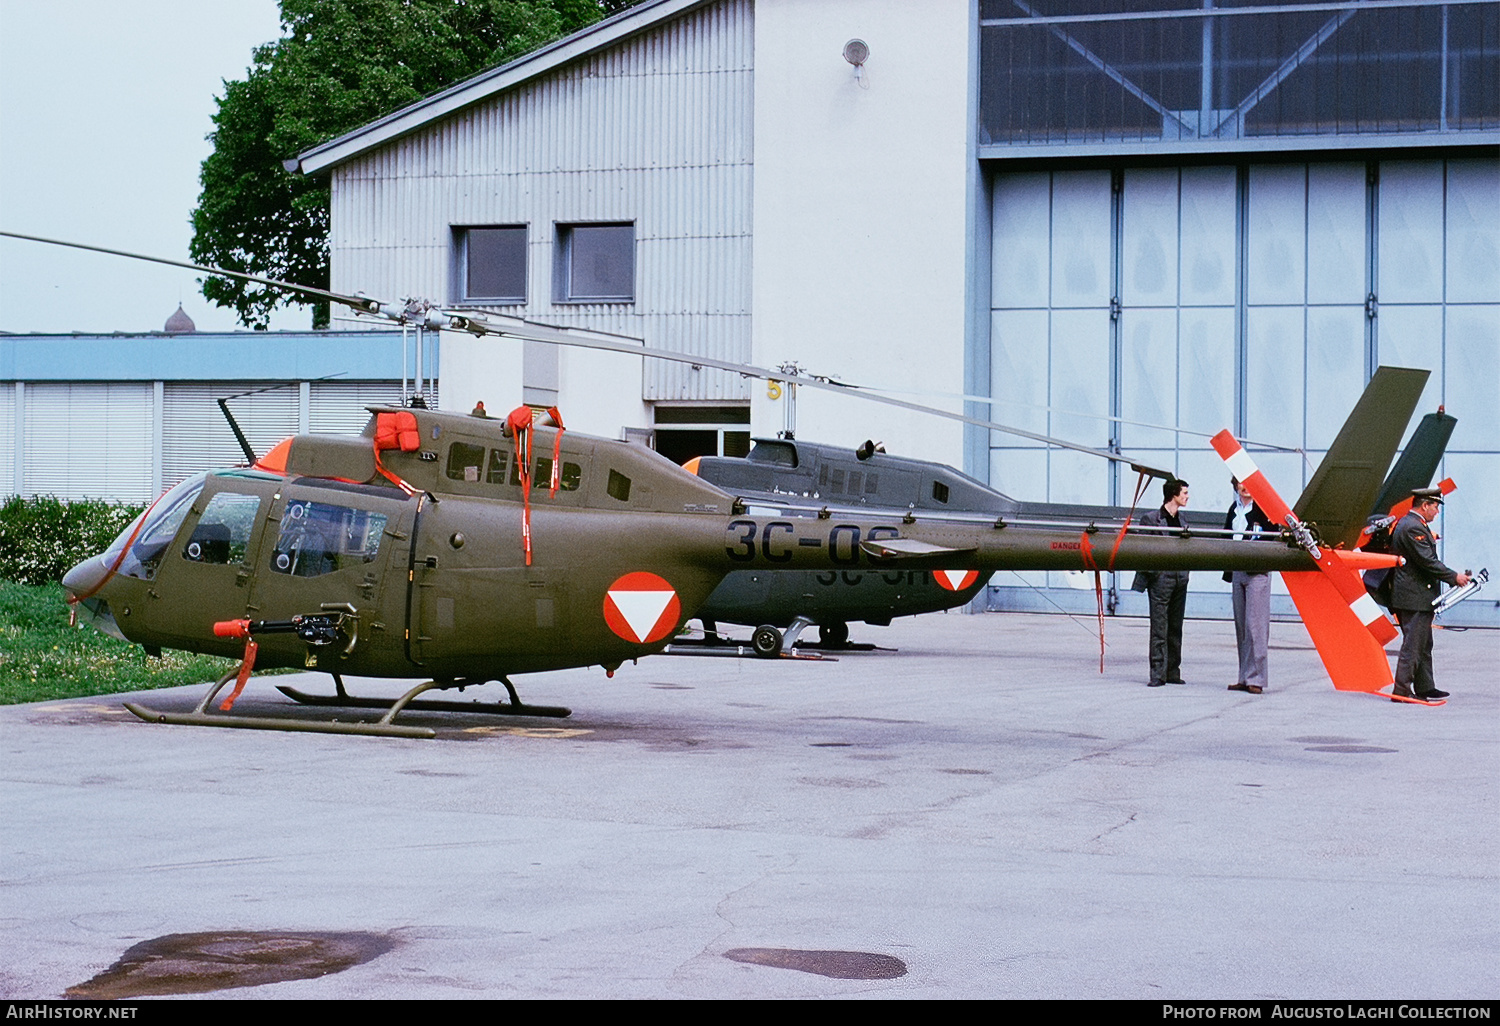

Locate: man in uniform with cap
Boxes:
[1389,488,1471,701]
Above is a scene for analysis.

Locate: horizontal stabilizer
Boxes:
[860,538,978,561]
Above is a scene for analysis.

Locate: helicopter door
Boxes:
[408,495,567,670]
[246,483,413,668]
[140,477,276,649]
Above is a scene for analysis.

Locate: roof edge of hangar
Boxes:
[292,0,721,176]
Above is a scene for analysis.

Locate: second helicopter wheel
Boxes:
[751,625,782,658]
[818,621,850,649]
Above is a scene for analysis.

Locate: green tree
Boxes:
[191,0,643,328]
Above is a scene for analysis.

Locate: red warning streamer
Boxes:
[1080,470,1151,674]
[508,406,535,565]
[546,406,565,497]
[218,636,259,712]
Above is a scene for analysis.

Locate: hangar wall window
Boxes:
[652,405,751,465]
[555,223,635,303]
[456,226,527,304]
[978,0,1499,148]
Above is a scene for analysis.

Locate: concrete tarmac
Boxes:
[2,612,1496,1000]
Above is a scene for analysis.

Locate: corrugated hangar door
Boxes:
[988,157,1499,614]
[21,383,154,501]
[161,383,299,488]
[0,386,14,496]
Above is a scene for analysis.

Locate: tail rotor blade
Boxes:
[1213,429,1399,649]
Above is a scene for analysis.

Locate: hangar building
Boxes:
[283,0,1495,624]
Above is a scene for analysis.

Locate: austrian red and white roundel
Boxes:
[603,571,682,644]
[934,569,980,592]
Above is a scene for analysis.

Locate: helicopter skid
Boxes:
[275,684,571,719]
[122,702,436,739]
[661,643,837,661]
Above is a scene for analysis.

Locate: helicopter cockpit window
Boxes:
[183,493,262,565]
[269,500,388,578]
[747,441,798,467]
[106,472,207,580]
[447,442,486,483]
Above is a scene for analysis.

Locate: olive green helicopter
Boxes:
[5,232,1418,738]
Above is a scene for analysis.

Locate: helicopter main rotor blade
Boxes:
[3,230,1171,479]
[0,230,380,314]
[436,311,1172,479]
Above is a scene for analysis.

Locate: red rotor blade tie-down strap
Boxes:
[67,486,172,610]
[504,405,567,565]
[508,406,535,566]
[1078,469,1150,674]
[211,619,258,711]
[546,406,565,497]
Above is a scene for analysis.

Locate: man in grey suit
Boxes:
[1389,488,1471,701]
[1132,478,1190,688]
[1223,478,1277,695]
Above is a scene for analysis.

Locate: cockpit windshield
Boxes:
[99,472,208,580]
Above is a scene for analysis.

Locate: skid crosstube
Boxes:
[276,682,571,719]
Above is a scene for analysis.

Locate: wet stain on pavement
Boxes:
[723,947,907,980]
[66,930,395,998]
[398,769,470,777]
[800,715,921,725]
[1304,744,1398,754]
[938,768,992,775]
[798,776,885,789]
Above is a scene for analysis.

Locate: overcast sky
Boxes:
[0,0,311,334]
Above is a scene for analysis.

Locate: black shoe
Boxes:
[1418,689,1449,700]
[1167,679,1186,686]
[1148,681,1165,687]
[1228,683,1250,692]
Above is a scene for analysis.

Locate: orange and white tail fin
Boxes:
[1279,572,1394,692]
[1212,430,1399,694]
[1212,431,1398,647]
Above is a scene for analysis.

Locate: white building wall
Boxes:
[327,0,755,427]
[751,0,974,468]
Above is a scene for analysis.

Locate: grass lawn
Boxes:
[0,581,243,705]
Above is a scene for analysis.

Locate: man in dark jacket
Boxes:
[1223,478,1278,694]
[1132,478,1190,688]
[1390,488,1471,701]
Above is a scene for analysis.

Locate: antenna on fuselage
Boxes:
[215,374,347,464]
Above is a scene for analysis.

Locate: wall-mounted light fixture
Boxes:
[843,38,869,85]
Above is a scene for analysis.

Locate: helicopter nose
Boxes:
[62,555,110,601]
